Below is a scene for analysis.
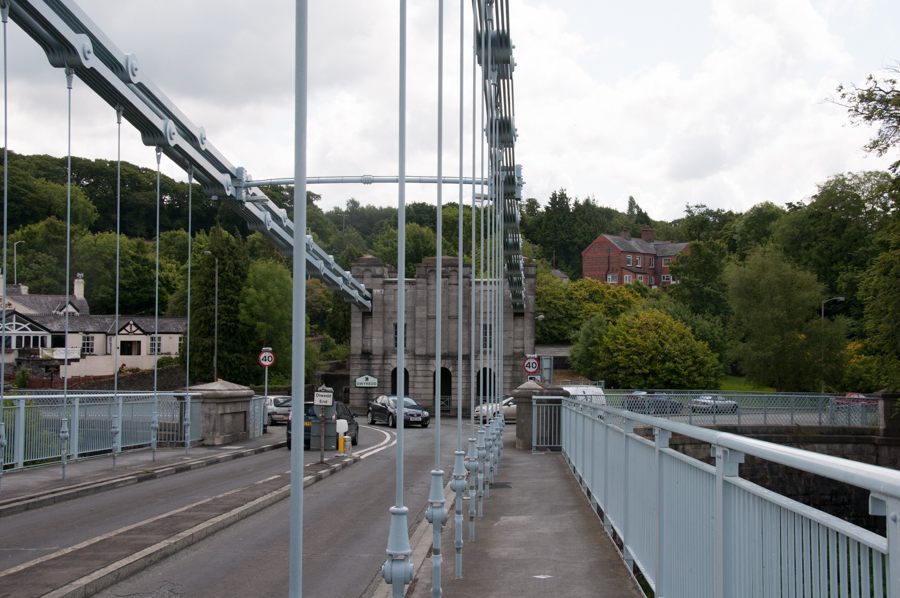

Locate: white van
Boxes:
[562,386,605,405]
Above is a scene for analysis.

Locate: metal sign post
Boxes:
[314,387,333,464]
[259,348,273,433]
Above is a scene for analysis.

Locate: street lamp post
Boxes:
[13,241,23,286]
[821,296,845,393]
[204,251,218,381]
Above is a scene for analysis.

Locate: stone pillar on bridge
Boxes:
[189,380,255,446]
[514,381,570,451]
[877,388,900,437]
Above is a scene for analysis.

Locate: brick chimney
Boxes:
[620,226,631,240]
[73,274,85,300]
[641,225,655,242]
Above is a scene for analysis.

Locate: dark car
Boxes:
[366,395,430,428]
[287,401,359,450]
[622,391,683,415]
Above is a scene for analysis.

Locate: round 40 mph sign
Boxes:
[523,357,540,374]
[258,350,275,368]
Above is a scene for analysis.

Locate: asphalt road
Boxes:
[89,419,469,598]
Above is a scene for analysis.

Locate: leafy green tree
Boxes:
[836,64,900,172]
[0,163,98,230]
[721,202,786,259]
[655,298,730,373]
[324,291,352,344]
[239,259,293,381]
[726,246,848,391]
[667,240,731,318]
[183,226,255,384]
[534,267,641,344]
[773,171,895,329]
[373,222,437,277]
[858,220,900,384]
[670,203,737,243]
[584,309,720,389]
[569,314,608,380]
[306,278,332,334]
[246,231,285,265]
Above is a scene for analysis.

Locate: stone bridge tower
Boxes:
[348,255,537,415]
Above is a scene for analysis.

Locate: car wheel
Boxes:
[268,414,274,426]
[351,430,359,446]
[388,414,395,428]
[367,411,374,425]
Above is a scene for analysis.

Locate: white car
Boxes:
[562,386,606,405]
[690,395,738,414]
[474,396,516,422]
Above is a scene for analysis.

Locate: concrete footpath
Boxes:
[388,432,645,598]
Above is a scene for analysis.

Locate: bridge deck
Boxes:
[409,432,644,598]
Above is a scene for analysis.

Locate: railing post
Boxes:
[714,445,744,598]
[602,411,611,535]
[655,427,672,597]
[15,397,24,468]
[59,418,69,480]
[0,421,6,495]
[622,418,633,570]
[886,496,900,597]
[184,393,191,455]
[111,414,119,470]
[71,395,80,459]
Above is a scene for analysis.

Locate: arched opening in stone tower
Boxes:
[433,367,452,411]
[390,367,410,396]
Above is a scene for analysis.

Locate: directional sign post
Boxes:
[259,348,273,432]
[314,387,334,463]
[523,357,540,374]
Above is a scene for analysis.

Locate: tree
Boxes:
[582,309,720,389]
[239,259,293,381]
[373,222,437,277]
[534,268,641,344]
[857,220,900,388]
[667,240,731,318]
[569,314,608,380]
[726,246,848,391]
[773,171,895,329]
[836,64,900,172]
[721,202,786,259]
[183,226,255,384]
[306,278,332,334]
[670,204,737,243]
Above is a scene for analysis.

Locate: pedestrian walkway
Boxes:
[402,431,644,598]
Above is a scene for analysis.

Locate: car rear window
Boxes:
[274,398,291,408]
[304,404,318,417]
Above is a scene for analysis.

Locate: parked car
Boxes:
[623,391,683,415]
[287,401,359,450]
[833,392,877,407]
[690,395,739,414]
[269,396,292,425]
[562,386,605,405]
[473,396,516,422]
[366,395,430,428]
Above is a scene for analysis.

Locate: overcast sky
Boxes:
[4,0,899,223]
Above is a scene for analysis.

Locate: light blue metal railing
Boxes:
[1,392,201,470]
[545,396,899,598]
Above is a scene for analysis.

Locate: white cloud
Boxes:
[0,0,895,225]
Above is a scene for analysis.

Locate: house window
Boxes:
[606,274,618,284]
[650,276,655,285]
[482,324,493,350]
[149,336,161,355]
[636,256,642,268]
[81,335,95,355]
[120,341,140,355]
[662,275,672,283]
[626,255,632,267]
[177,335,184,354]
[637,275,644,283]
[624,274,632,283]
[393,323,408,350]
[648,257,655,268]
[662,258,671,267]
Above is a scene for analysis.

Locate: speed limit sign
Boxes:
[523,357,540,374]
[258,350,275,368]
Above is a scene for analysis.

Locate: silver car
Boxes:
[268,396,292,425]
[690,395,738,414]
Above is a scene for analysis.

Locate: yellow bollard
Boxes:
[338,434,344,453]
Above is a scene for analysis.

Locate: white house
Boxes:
[0,276,186,380]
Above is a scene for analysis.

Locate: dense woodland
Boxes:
[0,66,898,392]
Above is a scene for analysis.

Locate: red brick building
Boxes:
[581,225,689,289]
